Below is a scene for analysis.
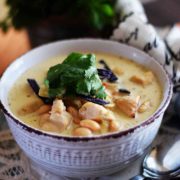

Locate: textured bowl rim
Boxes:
[0,38,173,141]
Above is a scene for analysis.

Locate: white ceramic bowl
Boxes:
[0,39,172,178]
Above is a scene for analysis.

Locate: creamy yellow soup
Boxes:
[8,52,162,136]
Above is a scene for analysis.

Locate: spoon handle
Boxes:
[129,175,152,180]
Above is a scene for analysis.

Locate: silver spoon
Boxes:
[130,134,180,180]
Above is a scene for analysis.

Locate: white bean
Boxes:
[109,120,119,132]
[80,119,101,132]
[73,127,92,137]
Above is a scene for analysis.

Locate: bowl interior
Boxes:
[0,39,172,136]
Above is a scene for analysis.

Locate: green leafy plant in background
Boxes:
[0,0,117,32]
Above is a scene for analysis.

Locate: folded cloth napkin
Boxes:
[112,0,180,93]
[165,24,180,91]
[116,0,148,22]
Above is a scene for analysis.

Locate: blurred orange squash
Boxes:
[0,28,31,75]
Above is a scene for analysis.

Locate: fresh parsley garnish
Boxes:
[45,52,107,99]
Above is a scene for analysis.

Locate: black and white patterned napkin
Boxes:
[112,0,180,93]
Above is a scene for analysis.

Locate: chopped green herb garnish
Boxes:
[45,52,107,99]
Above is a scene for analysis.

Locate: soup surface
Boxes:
[8,52,162,136]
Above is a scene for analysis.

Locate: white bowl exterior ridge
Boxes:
[5,113,163,177]
[0,39,172,177]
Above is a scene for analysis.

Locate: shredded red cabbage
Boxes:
[27,79,53,104]
[119,88,131,94]
[78,94,109,105]
[97,68,112,80]
[99,60,118,82]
